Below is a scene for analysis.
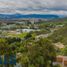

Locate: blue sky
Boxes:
[0,0,67,15]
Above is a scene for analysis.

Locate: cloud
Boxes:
[0,0,67,15]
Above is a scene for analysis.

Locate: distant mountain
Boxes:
[0,14,62,20]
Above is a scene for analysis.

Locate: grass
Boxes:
[18,33,28,38]
[2,32,28,38]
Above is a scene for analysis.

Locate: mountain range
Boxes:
[0,14,64,20]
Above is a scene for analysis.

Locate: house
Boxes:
[53,56,67,67]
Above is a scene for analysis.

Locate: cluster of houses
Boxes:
[53,56,67,67]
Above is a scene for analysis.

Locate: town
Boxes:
[0,18,67,67]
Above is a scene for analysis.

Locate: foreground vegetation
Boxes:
[0,19,67,67]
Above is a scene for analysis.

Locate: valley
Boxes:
[0,18,67,67]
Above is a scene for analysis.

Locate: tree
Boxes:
[18,38,56,67]
[62,46,67,56]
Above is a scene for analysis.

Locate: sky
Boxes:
[0,0,67,15]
